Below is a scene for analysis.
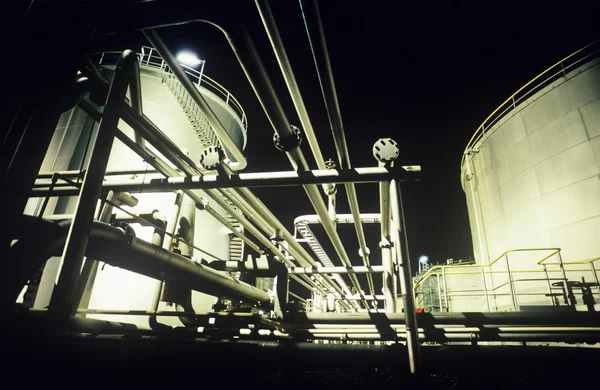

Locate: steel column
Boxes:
[390,179,420,374]
[47,50,138,327]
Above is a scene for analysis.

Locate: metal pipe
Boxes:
[47,50,139,326]
[379,175,395,313]
[289,266,385,275]
[32,168,411,196]
[142,29,247,170]
[74,191,134,313]
[390,179,420,374]
[150,191,183,330]
[29,218,271,304]
[80,65,336,303]
[299,0,375,298]
[255,0,326,169]
[130,57,145,148]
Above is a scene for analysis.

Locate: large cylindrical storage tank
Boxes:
[20,48,249,327]
[460,45,600,311]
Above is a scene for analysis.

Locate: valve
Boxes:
[373,138,399,163]
[199,145,224,170]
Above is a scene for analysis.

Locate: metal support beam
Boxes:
[289,266,385,275]
[47,50,138,328]
[390,179,421,375]
[31,167,414,196]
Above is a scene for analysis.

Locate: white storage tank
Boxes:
[460,44,600,311]
[20,47,249,326]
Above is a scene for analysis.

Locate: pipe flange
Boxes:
[199,146,224,170]
[273,125,303,152]
[358,247,370,257]
[196,197,209,210]
[115,222,136,246]
[379,239,393,249]
[373,138,399,163]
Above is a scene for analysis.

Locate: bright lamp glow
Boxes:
[419,255,429,264]
[176,51,202,67]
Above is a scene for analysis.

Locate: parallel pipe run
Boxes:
[255,0,326,169]
[48,50,139,326]
[142,29,247,170]
[299,0,375,299]
[80,99,335,303]
[82,30,352,306]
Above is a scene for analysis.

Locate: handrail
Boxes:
[540,255,600,266]
[92,50,247,130]
[414,248,561,290]
[462,41,599,167]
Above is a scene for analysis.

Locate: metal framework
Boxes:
[4,1,600,379]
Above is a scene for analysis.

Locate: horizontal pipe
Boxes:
[289,266,385,275]
[295,213,382,225]
[16,217,271,305]
[31,167,414,196]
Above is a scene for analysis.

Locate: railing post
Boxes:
[481,266,491,312]
[442,267,448,312]
[505,254,518,311]
[225,93,230,107]
[543,264,554,305]
[437,273,443,313]
[590,262,600,296]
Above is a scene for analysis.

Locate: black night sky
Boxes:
[5,0,599,289]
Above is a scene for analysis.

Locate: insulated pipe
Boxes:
[141,29,247,171]
[390,179,421,374]
[17,217,271,305]
[74,191,139,313]
[47,50,139,327]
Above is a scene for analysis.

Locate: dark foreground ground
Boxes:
[2,332,597,389]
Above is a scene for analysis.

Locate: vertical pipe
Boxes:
[390,180,420,374]
[464,151,489,264]
[149,191,183,329]
[47,50,138,327]
[177,194,196,258]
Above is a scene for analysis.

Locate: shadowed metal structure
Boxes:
[3,0,600,380]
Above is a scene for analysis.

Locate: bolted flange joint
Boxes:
[199,145,224,171]
[196,197,209,210]
[373,138,399,163]
[273,124,303,152]
[379,239,394,249]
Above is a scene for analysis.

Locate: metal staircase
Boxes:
[295,219,351,295]
[161,73,220,152]
[223,197,244,263]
